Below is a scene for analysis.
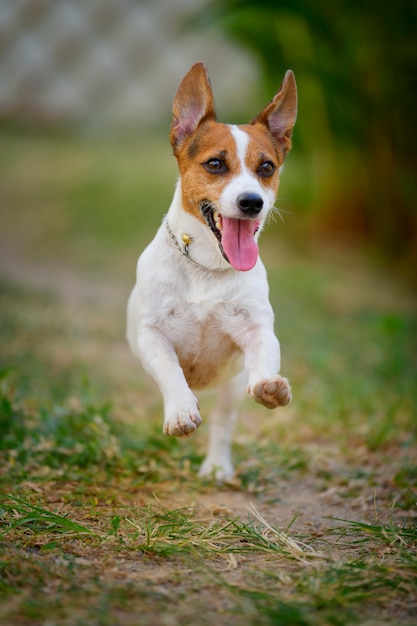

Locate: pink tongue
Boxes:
[221,217,259,271]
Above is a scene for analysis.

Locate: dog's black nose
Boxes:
[237,193,264,216]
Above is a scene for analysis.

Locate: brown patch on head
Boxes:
[175,122,243,221]
[238,123,282,195]
[175,121,286,221]
[186,129,206,160]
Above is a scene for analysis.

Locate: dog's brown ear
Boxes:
[251,70,297,158]
[170,62,216,152]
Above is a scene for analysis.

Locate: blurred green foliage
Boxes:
[196,0,417,270]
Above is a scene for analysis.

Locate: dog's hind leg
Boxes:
[199,371,246,481]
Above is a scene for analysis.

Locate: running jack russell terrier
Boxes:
[127,62,297,480]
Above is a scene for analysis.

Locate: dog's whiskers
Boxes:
[266,204,290,227]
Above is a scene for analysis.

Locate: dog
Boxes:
[127,62,297,480]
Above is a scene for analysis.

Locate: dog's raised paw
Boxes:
[251,376,292,409]
[163,409,202,437]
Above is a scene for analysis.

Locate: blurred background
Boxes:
[1,6,417,623]
[1,0,416,282]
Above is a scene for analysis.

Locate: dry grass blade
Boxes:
[247,503,323,563]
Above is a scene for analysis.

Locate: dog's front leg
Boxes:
[239,325,292,409]
[136,329,202,437]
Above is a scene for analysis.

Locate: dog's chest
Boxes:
[161,299,243,388]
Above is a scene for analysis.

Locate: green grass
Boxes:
[0,493,94,535]
[0,132,416,625]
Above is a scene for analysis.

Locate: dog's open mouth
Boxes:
[201,202,260,272]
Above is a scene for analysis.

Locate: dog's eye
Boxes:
[204,158,226,174]
[258,161,276,178]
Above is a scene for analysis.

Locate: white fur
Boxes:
[126,126,291,480]
[219,126,276,222]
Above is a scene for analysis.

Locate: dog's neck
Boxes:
[166,181,234,273]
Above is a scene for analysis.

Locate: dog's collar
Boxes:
[165,219,232,273]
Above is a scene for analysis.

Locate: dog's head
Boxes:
[170,62,297,271]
